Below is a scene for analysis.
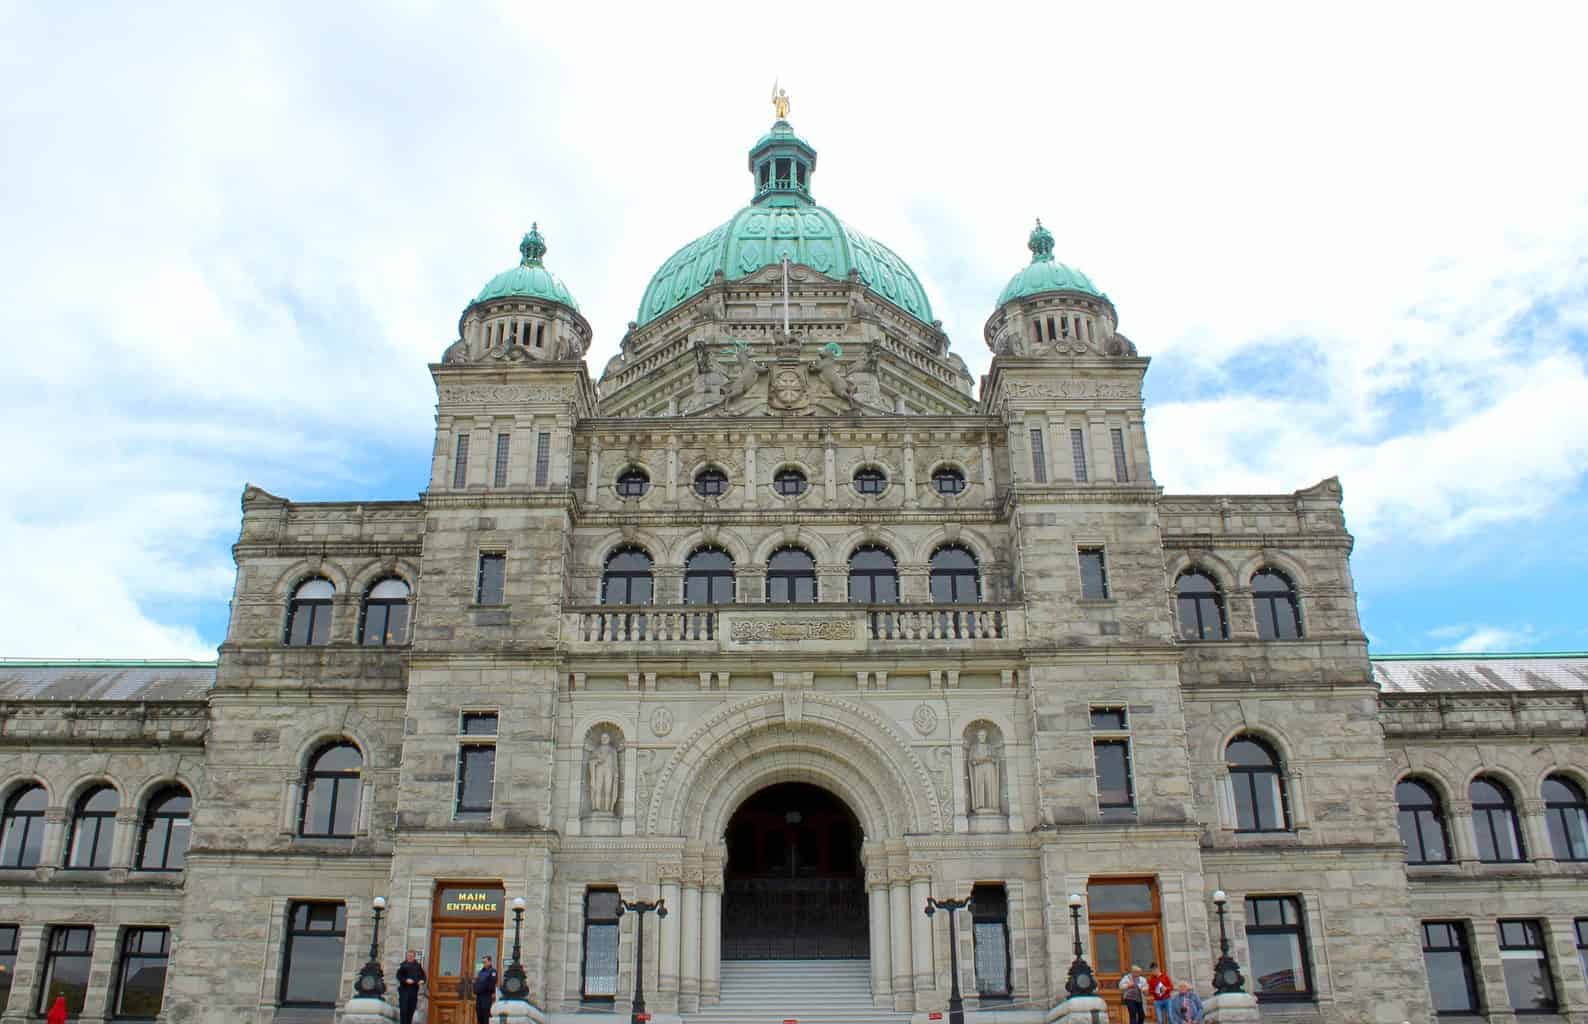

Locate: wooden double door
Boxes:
[1086,878,1166,1024]
[427,886,505,1024]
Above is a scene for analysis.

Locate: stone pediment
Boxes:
[681,335,889,417]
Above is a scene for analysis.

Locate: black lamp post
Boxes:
[616,895,667,1024]
[924,895,972,1024]
[353,896,388,999]
[500,896,530,1001]
[1210,890,1246,994]
[1064,893,1097,999]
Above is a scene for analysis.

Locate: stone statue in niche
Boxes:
[968,728,1002,813]
[587,731,620,815]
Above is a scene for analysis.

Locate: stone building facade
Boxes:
[2,115,1587,1024]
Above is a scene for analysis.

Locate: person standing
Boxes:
[1171,981,1205,1024]
[1119,964,1148,1024]
[395,950,426,1024]
[46,996,68,1024]
[1147,962,1175,1023]
[473,955,498,1024]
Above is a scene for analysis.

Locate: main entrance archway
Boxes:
[721,782,867,959]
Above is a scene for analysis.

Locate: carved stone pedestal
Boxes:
[968,811,1009,833]
[338,995,398,1023]
[584,811,620,836]
[1044,995,1108,1024]
[1204,992,1259,1023]
[489,997,548,1023]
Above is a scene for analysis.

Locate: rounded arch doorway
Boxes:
[722,782,867,960]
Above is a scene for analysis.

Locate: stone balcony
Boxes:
[563,602,1022,654]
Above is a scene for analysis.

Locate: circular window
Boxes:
[615,467,650,499]
[932,466,966,495]
[853,466,888,496]
[693,467,729,497]
[773,467,808,497]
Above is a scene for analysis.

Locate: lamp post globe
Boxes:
[1210,890,1246,994]
[501,896,530,1001]
[353,896,388,998]
[1064,893,1096,998]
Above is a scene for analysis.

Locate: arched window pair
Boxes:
[298,742,363,838]
[1395,773,1588,864]
[0,783,191,871]
[1175,568,1301,641]
[597,544,982,606]
[1226,735,1291,832]
[285,577,412,647]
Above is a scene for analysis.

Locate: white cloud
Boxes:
[1431,625,1540,655]
[0,3,1586,653]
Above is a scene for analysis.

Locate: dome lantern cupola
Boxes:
[470,223,579,310]
[985,218,1123,356]
[451,223,591,364]
[748,119,818,206]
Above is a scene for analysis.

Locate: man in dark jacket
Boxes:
[395,950,426,1024]
[473,955,498,1024]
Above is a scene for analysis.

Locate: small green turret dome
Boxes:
[995,218,1105,307]
[635,121,933,327]
[472,224,580,310]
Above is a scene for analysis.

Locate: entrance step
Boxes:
[686,960,913,1024]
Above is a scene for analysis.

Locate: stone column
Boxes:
[701,873,723,1005]
[867,872,894,1007]
[1447,799,1480,862]
[659,870,682,998]
[679,879,702,1010]
[1521,799,1556,862]
[110,807,139,870]
[889,870,914,1011]
[909,869,933,997]
[40,805,67,867]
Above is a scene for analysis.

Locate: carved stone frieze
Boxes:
[440,384,574,405]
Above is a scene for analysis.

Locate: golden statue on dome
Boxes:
[771,80,790,120]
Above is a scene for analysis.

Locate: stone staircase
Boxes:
[685,960,914,1024]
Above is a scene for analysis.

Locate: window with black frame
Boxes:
[615,467,650,499]
[766,547,817,603]
[1395,778,1451,864]
[137,786,191,871]
[299,742,362,838]
[66,785,118,869]
[972,884,1012,998]
[932,466,966,496]
[1078,548,1110,600]
[773,466,808,497]
[284,578,334,646]
[1251,569,1303,640]
[852,465,887,495]
[0,784,46,868]
[601,547,654,605]
[582,888,621,999]
[1244,896,1312,1001]
[37,926,94,1016]
[929,545,981,604]
[848,546,899,604]
[1576,919,1588,988]
[693,466,729,497]
[1470,776,1526,863]
[1175,571,1227,641]
[0,924,17,1014]
[476,552,506,605]
[1227,736,1289,832]
[1498,919,1557,1014]
[114,927,170,1019]
[456,745,496,819]
[359,578,410,646]
[684,548,736,605]
[1420,921,1480,1015]
[280,903,347,1008]
[1543,774,1588,861]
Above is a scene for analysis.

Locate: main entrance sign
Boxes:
[719,610,867,653]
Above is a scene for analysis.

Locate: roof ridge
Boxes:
[0,658,218,668]
[1371,651,1588,661]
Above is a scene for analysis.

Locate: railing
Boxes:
[572,606,717,642]
[866,605,1008,641]
[566,603,1017,647]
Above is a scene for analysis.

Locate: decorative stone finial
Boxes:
[520,223,546,267]
[1028,218,1055,263]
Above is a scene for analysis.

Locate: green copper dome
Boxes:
[472,224,580,311]
[636,121,933,327]
[995,218,1105,307]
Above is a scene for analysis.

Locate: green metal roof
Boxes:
[635,121,933,327]
[471,224,580,311]
[995,218,1106,307]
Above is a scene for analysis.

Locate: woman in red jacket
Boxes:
[1146,963,1176,1023]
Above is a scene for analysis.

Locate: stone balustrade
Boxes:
[565,602,1020,651]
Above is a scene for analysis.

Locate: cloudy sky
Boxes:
[2,3,1585,660]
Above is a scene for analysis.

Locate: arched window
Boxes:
[693,467,729,498]
[137,786,192,871]
[0,784,47,868]
[1252,569,1302,640]
[684,548,735,605]
[1395,778,1451,864]
[852,466,888,496]
[615,467,650,499]
[1175,571,1227,641]
[766,547,817,604]
[930,545,981,604]
[600,547,654,605]
[284,578,334,646]
[299,743,363,838]
[1470,775,1525,862]
[848,546,899,603]
[1544,774,1588,862]
[359,578,410,646]
[1227,736,1289,832]
[65,785,118,869]
[931,466,967,496]
[773,467,808,497]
